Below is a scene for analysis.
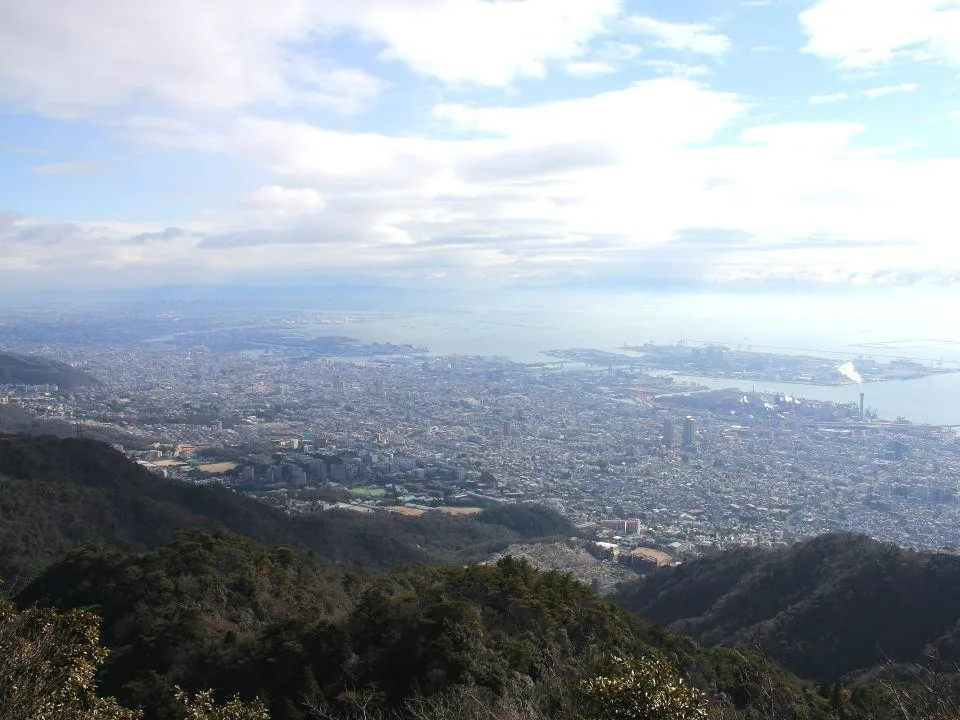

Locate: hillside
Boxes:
[0,434,564,587]
[16,531,835,720]
[613,533,960,680]
[0,349,99,389]
[0,402,150,447]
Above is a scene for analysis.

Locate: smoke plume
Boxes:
[837,361,863,384]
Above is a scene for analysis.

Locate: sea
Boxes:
[297,285,960,427]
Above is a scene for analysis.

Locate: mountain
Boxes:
[16,531,834,720]
[0,434,564,588]
[0,402,150,447]
[0,349,99,389]
[613,533,960,680]
[3,433,957,718]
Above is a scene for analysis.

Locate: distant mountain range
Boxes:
[614,533,960,680]
[0,349,99,389]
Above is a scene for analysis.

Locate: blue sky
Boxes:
[2,0,960,292]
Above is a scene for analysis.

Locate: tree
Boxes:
[0,597,139,720]
[0,598,270,720]
[175,688,270,720]
[578,653,710,720]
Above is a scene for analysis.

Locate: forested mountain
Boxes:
[16,531,835,720]
[0,349,99,388]
[0,402,149,446]
[0,435,566,588]
[613,533,960,680]
[6,432,960,719]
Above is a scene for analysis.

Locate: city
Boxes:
[3,309,960,571]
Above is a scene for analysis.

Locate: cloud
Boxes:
[0,0,624,115]
[810,92,850,105]
[595,41,645,62]
[3,0,960,293]
[801,0,960,69]
[626,16,732,56]
[566,61,618,77]
[0,211,25,233]
[128,227,191,243]
[348,0,623,86]
[862,82,919,98]
[432,78,743,145]
[242,186,326,218]
[456,142,619,183]
[643,60,713,78]
[0,1,343,114]
[809,83,917,104]
[11,76,959,290]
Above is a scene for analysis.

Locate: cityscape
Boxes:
[3,307,960,573]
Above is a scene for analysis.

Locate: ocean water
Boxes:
[304,286,960,425]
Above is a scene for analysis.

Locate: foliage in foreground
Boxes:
[13,530,960,720]
[578,654,710,720]
[0,597,268,720]
[0,597,137,720]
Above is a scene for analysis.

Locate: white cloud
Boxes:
[596,41,645,62]
[432,78,743,146]
[0,0,384,115]
[9,105,960,288]
[810,92,850,105]
[5,1,960,290]
[242,186,325,218]
[862,82,919,98]
[809,83,918,104]
[0,0,623,115]
[626,16,732,56]
[643,60,713,78]
[566,61,618,78]
[339,0,623,86]
[801,0,960,69]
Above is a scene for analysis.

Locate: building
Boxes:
[662,419,677,448]
[623,546,673,573]
[683,416,697,449]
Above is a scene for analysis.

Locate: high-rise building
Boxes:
[683,416,697,449]
[662,419,677,447]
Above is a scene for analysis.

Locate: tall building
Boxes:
[683,416,697,449]
[662,419,677,448]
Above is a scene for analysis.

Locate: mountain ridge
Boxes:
[613,533,960,680]
[0,434,569,587]
[0,349,99,389]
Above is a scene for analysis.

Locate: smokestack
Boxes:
[860,392,865,419]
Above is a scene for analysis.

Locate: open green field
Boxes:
[348,486,387,498]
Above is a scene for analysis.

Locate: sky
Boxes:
[2,0,960,294]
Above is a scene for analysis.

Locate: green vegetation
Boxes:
[0,435,568,588]
[578,654,709,720]
[6,433,960,720]
[0,596,266,720]
[476,503,577,538]
[347,486,387,498]
[613,533,960,680]
[14,531,837,720]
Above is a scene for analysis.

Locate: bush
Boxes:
[578,653,709,720]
